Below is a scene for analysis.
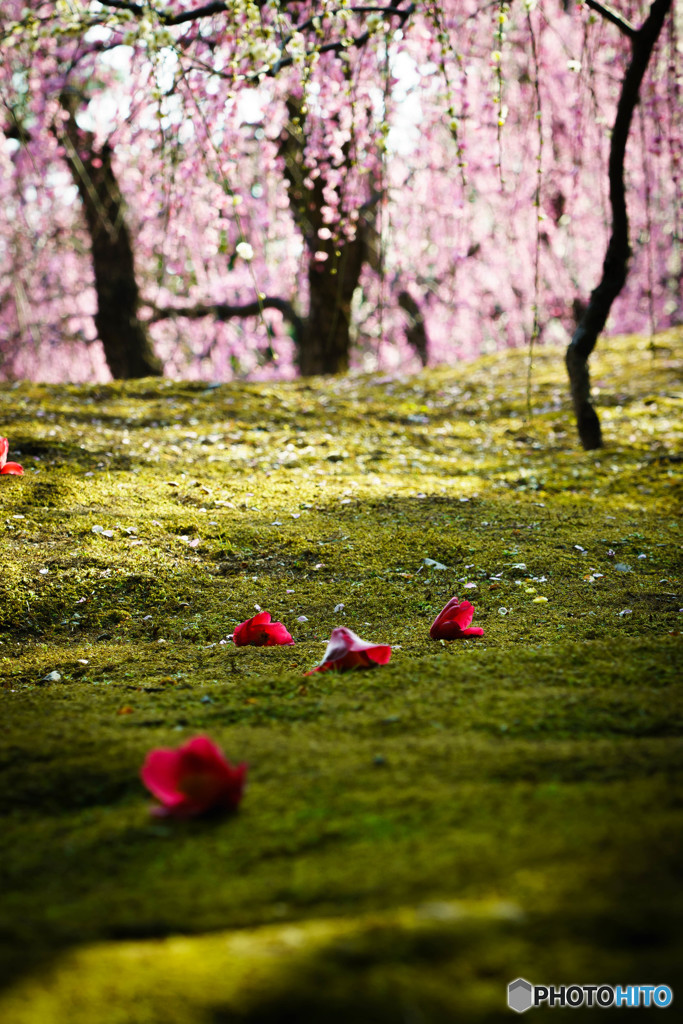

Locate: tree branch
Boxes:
[584,0,637,39]
[145,296,305,344]
[96,0,145,16]
[96,1,413,29]
[162,3,231,27]
[95,1,415,79]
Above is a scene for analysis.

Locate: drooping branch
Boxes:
[268,4,416,74]
[565,0,672,450]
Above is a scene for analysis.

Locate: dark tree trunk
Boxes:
[58,91,162,379]
[279,98,370,375]
[298,237,367,375]
[398,290,429,367]
[565,0,672,449]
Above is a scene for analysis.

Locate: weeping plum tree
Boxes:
[565,0,673,449]
[1,0,414,380]
[146,94,383,376]
[0,1,679,444]
[57,87,162,379]
[1,37,163,379]
[278,95,379,375]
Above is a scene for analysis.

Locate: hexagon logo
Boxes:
[508,978,533,1013]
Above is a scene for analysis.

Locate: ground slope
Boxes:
[0,331,681,1022]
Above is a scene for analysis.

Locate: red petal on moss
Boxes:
[250,611,272,626]
[233,612,293,646]
[232,620,250,646]
[0,462,23,475]
[141,736,247,817]
[180,735,226,762]
[140,748,183,804]
[361,644,392,665]
[430,597,483,640]
[306,627,392,674]
[450,600,476,629]
[262,622,294,645]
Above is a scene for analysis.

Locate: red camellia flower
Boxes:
[233,610,294,646]
[430,597,484,640]
[0,436,23,476]
[306,626,392,675]
[141,735,247,818]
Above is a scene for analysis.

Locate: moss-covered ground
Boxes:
[1,330,681,1022]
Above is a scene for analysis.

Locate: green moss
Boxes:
[5,896,670,1024]
[0,331,681,1019]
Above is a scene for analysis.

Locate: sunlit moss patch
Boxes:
[0,331,681,1019]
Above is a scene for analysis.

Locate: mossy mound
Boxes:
[1,331,681,1021]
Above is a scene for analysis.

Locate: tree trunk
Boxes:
[279,98,371,375]
[398,290,429,367]
[58,90,162,379]
[565,0,672,449]
[298,238,367,375]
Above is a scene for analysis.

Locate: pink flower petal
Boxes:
[363,644,392,665]
[233,611,294,646]
[306,627,392,674]
[450,600,476,630]
[0,437,8,469]
[140,749,184,804]
[430,597,484,640]
[141,735,247,817]
[232,620,251,646]
[262,621,295,645]
[250,611,272,626]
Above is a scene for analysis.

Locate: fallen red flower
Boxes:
[430,597,484,640]
[233,611,294,646]
[0,436,23,475]
[141,735,247,818]
[306,626,392,674]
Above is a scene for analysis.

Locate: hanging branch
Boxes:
[565,0,672,450]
